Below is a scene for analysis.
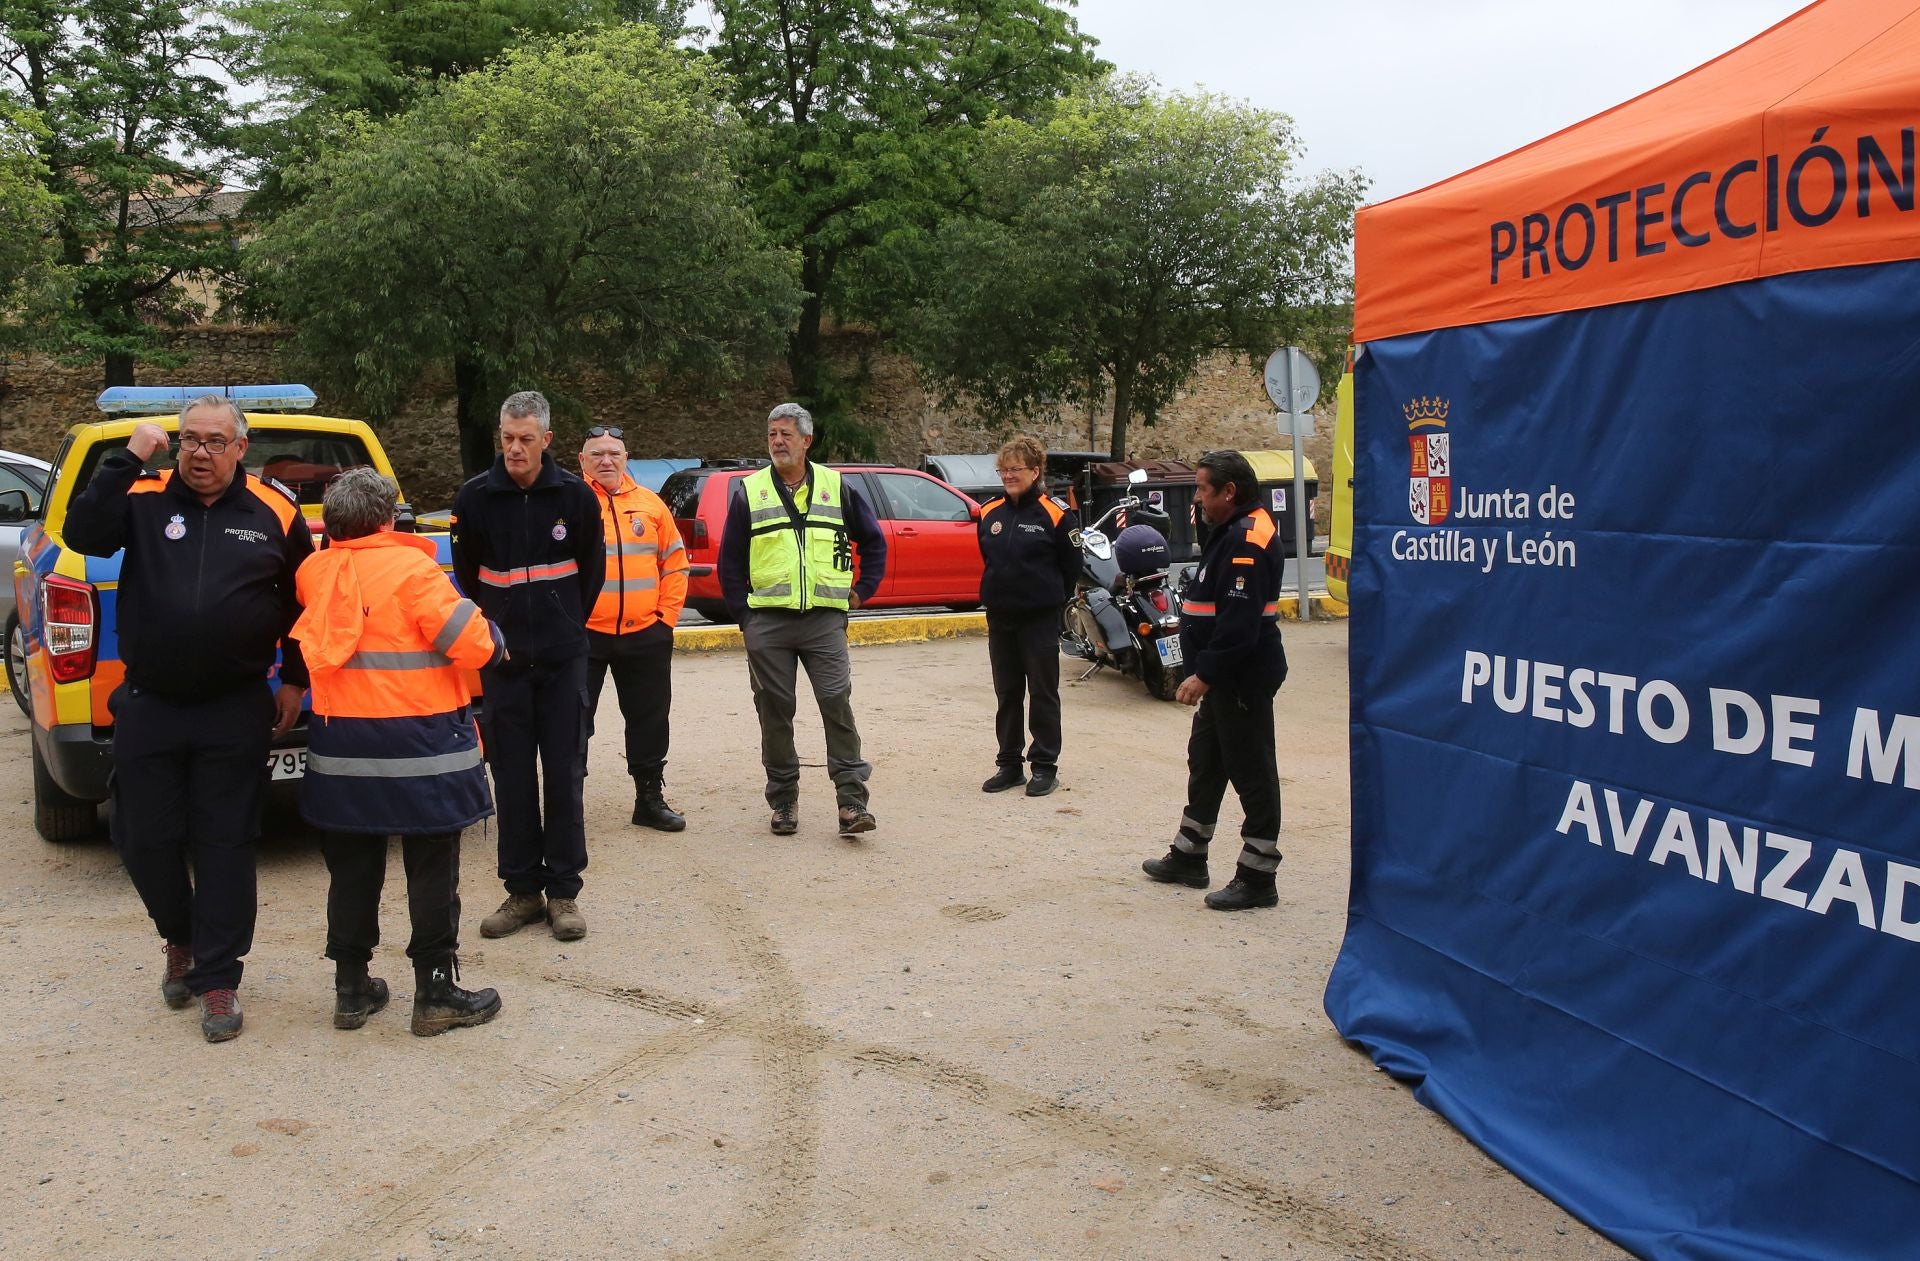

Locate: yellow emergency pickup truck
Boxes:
[8,385,462,842]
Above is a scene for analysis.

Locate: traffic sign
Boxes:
[1263,347,1320,415]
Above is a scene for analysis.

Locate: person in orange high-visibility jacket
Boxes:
[579,426,690,831]
[292,469,505,1038]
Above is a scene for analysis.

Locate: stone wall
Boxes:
[0,326,1336,516]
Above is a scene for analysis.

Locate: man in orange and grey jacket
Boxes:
[293,468,504,1036]
[578,425,690,831]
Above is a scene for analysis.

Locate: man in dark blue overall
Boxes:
[451,391,605,943]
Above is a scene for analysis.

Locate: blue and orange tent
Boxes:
[1327,2,1920,1257]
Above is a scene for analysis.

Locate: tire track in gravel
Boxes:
[655,877,826,1261]
[300,1014,738,1261]
[300,900,1417,1261]
[554,980,1448,1261]
[299,862,826,1261]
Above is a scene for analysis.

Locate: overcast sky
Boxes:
[1068,0,1810,203]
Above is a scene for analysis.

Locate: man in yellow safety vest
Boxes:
[717,403,888,839]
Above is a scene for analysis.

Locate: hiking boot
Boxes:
[161,941,193,1010]
[1142,846,1210,889]
[770,803,799,836]
[981,766,1026,793]
[479,891,546,939]
[632,776,686,832]
[547,897,586,942]
[199,988,243,1043]
[1025,767,1058,797]
[1204,865,1279,911]
[333,975,390,1031]
[837,806,876,837]
[411,960,500,1037]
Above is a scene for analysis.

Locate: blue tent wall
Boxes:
[1326,257,1920,1260]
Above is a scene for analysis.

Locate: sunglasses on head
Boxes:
[586,426,624,439]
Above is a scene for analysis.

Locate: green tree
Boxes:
[887,78,1367,458]
[0,0,242,386]
[702,0,1100,452]
[0,103,64,351]
[248,24,801,475]
[228,0,690,207]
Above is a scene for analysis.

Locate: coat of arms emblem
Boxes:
[1406,397,1451,525]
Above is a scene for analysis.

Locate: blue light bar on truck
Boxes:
[95,385,318,415]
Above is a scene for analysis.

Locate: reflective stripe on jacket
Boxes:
[587,474,687,634]
[292,530,504,835]
[448,452,605,661]
[743,464,854,611]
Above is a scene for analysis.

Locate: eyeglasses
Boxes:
[174,435,234,455]
[585,426,624,439]
[996,465,1039,477]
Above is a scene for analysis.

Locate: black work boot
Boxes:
[1204,863,1279,911]
[1142,846,1210,889]
[411,958,501,1037]
[333,962,390,1031]
[632,775,686,832]
[981,766,1026,793]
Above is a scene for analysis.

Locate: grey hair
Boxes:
[500,390,551,431]
[179,393,248,438]
[322,467,399,541]
[767,402,813,437]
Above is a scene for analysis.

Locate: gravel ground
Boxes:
[0,621,1626,1261]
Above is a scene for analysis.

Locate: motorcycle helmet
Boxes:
[1113,522,1171,576]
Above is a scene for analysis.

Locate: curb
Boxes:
[1280,595,1348,621]
[674,612,988,653]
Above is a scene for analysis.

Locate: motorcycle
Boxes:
[1059,469,1188,701]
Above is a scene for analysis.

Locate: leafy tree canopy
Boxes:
[700,0,1102,452]
[1,0,241,385]
[881,76,1367,458]
[248,22,801,474]
[228,0,691,204]
[0,103,65,351]
[230,0,688,120]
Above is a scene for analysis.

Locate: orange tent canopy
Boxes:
[1353,0,1920,343]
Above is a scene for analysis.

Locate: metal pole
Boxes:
[1289,409,1312,621]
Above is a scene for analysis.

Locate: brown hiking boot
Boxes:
[547,898,586,942]
[199,988,243,1043]
[161,942,193,1009]
[479,891,546,939]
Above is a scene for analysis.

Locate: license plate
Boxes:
[268,749,307,781]
[1156,636,1184,666]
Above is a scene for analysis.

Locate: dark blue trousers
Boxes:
[109,684,273,994]
[480,655,590,899]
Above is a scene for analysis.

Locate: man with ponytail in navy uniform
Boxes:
[1140,450,1289,911]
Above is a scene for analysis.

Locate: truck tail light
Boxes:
[43,574,97,683]
[679,517,707,549]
